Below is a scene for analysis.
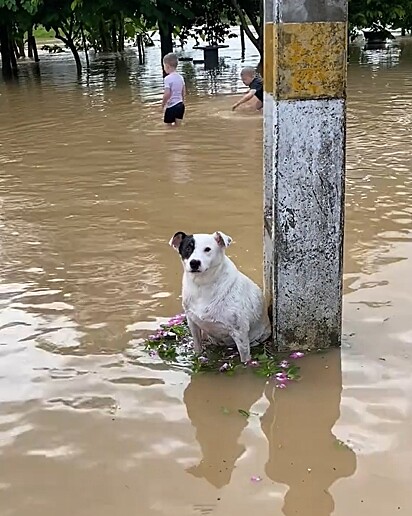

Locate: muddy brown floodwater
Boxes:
[1,36,412,516]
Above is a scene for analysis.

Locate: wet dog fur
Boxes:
[169,230,271,363]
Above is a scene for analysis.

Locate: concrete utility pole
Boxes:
[263,0,348,351]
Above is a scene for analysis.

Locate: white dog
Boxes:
[169,230,271,363]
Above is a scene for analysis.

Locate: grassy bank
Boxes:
[33,26,55,40]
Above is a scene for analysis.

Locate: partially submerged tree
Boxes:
[0,0,40,78]
[34,0,82,74]
[230,0,262,60]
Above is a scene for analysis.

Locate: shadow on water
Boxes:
[184,351,356,515]
[262,351,356,515]
[184,373,265,488]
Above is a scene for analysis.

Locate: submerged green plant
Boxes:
[144,314,304,386]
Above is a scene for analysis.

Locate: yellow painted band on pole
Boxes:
[264,22,274,94]
[267,21,347,100]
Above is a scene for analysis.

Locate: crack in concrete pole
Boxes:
[263,0,348,351]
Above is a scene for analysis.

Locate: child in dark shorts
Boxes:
[232,66,263,111]
[162,53,186,125]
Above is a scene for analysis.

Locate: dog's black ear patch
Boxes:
[169,231,186,250]
[179,234,195,260]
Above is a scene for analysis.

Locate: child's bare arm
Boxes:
[162,88,171,108]
[232,90,255,111]
[182,84,186,102]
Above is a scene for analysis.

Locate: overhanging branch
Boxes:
[230,0,260,51]
[232,0,261,36]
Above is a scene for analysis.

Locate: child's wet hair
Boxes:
[163,52,178,68]
[241,66,256,77]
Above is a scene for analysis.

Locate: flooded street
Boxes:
[1,37,412,515]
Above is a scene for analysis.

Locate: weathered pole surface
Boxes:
[263,0,348,351]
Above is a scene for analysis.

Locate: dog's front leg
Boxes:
[187,317,203,354]
[229,327,251,363]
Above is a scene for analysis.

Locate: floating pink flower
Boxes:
[248,360,260,367]
[275,372,288,381]
[276,383,287,389]
[251,475,262,483]
[172,314,185,322]
[167,313,186,326]
[149,350,158,357]
[199,356,209,364]
[157,330,174,338]
[290,352,304,359]
[279,360,289,369]
[219,363,229,372]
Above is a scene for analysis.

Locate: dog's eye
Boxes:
[204,247,211,252]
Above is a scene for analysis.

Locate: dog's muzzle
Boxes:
[189,259,201,272]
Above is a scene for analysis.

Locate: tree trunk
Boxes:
[257,56,263,76]
[0,23,13,78]
[13,41,20,59]
[159,21,173,76]
[28,34,39,62]
[158,0,174,61]
[54,27,82,75]
[80,23,90,69]
[99,18,109,51]
[159,24,173,58]
[230,0,262,62]
[28,26,34,58]
[240,24,245,60]
[141,36,145,64]
[17,38,25,58]
[137,35,144,64]
[67,39,82,75]
[118,13,124,51]
[32,36,39,62]
[8,28,18,73]
[255,33,263,75]
[111,19,118,52]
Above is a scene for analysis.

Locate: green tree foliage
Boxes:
[0,0,41,76]
[348,0,410,32]
[0,0,39,15]
[3,0,412,80]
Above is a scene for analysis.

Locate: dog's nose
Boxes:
[190,259,201,271]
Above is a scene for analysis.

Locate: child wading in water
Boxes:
[232,66,263,112]
[162,53,186,126]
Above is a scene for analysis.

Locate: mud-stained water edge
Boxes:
[1,37,412,515]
